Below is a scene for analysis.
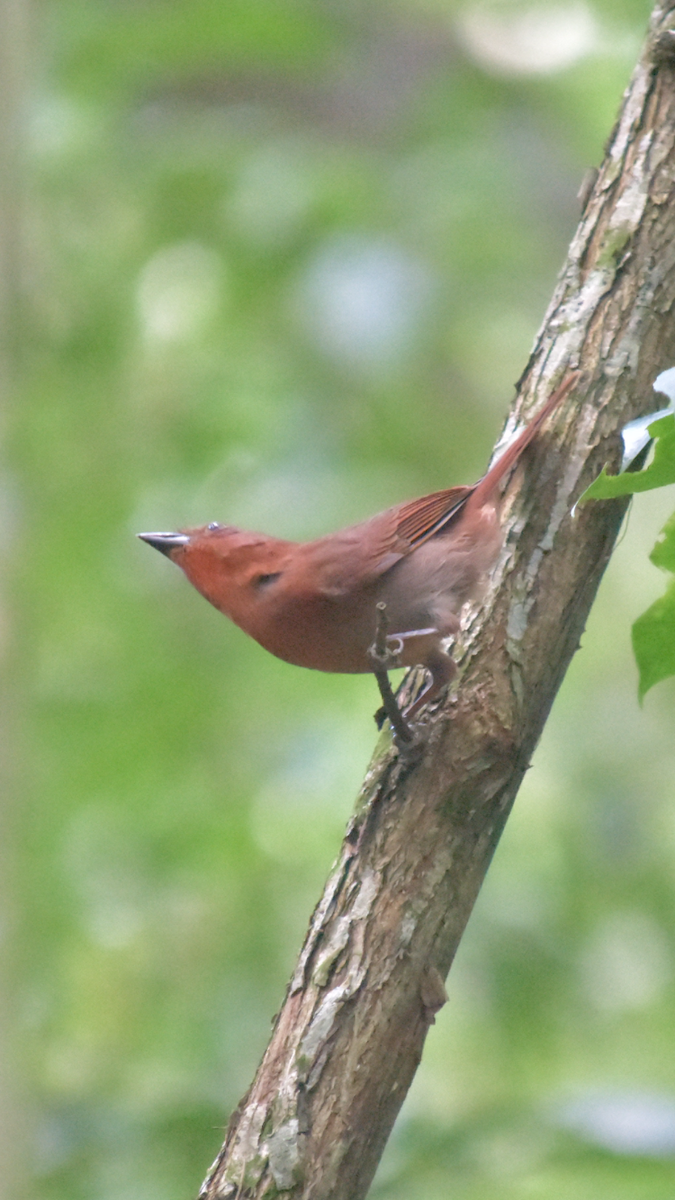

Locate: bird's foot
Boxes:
[368,603,419,755]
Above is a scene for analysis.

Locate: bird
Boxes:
[139,372,577,724]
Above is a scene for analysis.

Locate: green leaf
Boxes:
[580,414,675,501]
[649,511,675,572]
[633,580,675,700]
[581,415,675,699]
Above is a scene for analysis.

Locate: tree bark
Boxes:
[199,6,675,1198]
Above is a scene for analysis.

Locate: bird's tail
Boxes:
[468,371,579,509]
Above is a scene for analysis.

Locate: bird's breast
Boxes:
[243,585,383,674]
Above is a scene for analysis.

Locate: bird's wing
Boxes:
[307,485,474,597]
[393,485,474,548]
[306,374,578,600]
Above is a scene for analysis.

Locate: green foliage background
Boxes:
[7,1,675,1197]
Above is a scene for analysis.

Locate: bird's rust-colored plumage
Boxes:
[139,373,577,718]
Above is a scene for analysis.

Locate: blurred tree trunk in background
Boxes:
[199,5,675,1198]
[0,0,26,373]
[0,1,29,1196]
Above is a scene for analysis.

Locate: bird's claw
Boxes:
[368,604,417,752]
[368,634,404,674]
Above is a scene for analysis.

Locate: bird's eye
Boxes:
[253,572,282,589]
[207,522,220,531]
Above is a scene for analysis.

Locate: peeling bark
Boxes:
[199,7,675,1198]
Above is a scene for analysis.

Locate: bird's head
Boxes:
[138,523,293,621]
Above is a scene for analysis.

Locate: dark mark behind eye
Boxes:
[254,572,282,589]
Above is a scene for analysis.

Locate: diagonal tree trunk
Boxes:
[199,5,675,1197]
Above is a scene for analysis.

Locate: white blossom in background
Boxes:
[457,1,597,76]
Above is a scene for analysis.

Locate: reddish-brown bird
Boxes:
[139,373,576,720]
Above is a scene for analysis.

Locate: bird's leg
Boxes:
[382,631,456,720]
[370,608,455,740]
[368,602,416,748]
[402,647,456,720]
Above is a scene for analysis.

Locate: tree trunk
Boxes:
[199,5,675,1197]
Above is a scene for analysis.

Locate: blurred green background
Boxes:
[5,1,675,1197]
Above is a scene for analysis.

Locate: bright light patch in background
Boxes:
[457,1,597,76]
[29,95,96,158]
[229,143,316,248]
[296,235,435,369]
[136,241,224,342]
[555,1092,675,1157]
[579,911,671,1012]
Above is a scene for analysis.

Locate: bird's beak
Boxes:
[137,532,190,558]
